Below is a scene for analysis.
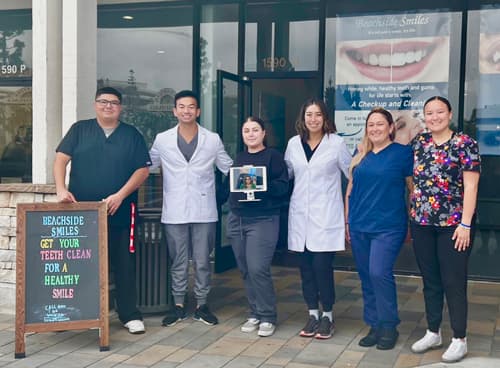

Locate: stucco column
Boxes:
[31,0,62,184]
[62,0,97,135]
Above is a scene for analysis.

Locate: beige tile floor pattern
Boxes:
[0,267,499,367]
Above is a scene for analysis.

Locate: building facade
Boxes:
[1,0,499,312]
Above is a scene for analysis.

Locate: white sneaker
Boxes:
[241,318,260,333]
[124,319,145,334]
[257,322,275,337]
[442,338,467,363]
[411,329,442,353]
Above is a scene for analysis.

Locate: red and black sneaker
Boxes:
[315,316,334,339]
[299,315,319,337]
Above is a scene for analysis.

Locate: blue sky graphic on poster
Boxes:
[335,12,452,152]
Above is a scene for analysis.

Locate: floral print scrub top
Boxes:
[410,131,481,227]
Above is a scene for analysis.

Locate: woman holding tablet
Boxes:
[226,116,289,337]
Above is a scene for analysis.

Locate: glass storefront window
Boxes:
[0,9,32,80]
[324,17,336,118]
[464,6,500,279]
[0,0,496,279]
[245,0,320,72]
[465,7,500,154]
[98,4,193,208]
[325,7,463,273]
[289,20,319,71]
[0,86,32,183]
[200,3,239,132]
[0,9,32,183]
[245,22,257,72]
[332,11,462,151]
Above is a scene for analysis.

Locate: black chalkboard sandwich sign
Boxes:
[15,202,109,358]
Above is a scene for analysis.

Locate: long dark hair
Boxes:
[423,96,452,112]
[295,98,336,141]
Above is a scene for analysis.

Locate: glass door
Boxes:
[250,77,321,264]
[214,70,252,273]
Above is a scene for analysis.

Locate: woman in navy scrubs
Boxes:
[345,107,413,350]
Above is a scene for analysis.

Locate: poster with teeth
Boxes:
[476,9,500,155]
[334,12,453,152]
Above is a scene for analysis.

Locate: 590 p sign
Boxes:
[1,64,27,75]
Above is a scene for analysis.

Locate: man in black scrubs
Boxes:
[53,87,151,334]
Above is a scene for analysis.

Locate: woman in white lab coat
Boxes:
[285,98,351,340]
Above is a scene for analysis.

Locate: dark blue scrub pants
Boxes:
[349,230,406,330]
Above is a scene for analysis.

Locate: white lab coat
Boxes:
[285,134,351,252]
[149,124,232,224]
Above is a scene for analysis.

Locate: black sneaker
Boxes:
[299,315,319,337]
[193,304,218,325]
[376,328,399,350]
[162,305,186,327]
[359,327,378,347]
[315,316,334,339]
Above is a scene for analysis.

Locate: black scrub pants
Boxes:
[300,248,336,312]
[108,226,142,324]
[411,223,473,338]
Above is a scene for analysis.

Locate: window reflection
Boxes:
[200,4,238,131]
[0,87,32,183]
[289,21,319,70]
[324,17,336,118]
[245,1,320,72]
[245,23,258,71]
[0,9,32,79]
[98,5,193,208]
[464,8,500,278]
[97,27,192,148]
[0,8,32,183]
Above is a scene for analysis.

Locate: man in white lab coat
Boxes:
[150,90,232,327]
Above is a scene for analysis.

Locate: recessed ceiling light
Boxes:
[122,15,134,20]
[157,50,165,54]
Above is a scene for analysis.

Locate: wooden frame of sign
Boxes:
[15,202,109,358]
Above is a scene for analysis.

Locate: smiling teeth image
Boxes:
[349,47,429,67]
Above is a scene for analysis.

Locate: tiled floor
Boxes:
[0,267,499,367]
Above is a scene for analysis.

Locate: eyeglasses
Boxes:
[95,99,121,107]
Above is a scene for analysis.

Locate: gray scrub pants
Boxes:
[226,212,279,324]
[164,222,216,306]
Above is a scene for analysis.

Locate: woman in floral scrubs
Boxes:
[409,96,481,363]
